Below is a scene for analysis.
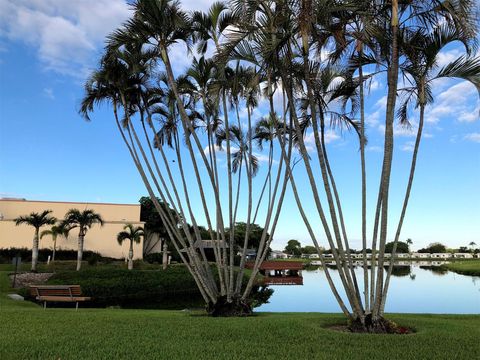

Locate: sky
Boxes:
[0,0,479,251]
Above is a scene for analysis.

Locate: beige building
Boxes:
[0,198,144,260]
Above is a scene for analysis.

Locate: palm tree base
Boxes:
[206,296,252,317]
[348,315,409,334]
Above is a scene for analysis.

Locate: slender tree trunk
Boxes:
[52,234,57,262]
[32,228,39,272]
[372,0,400,321]
[77,231,84,271]
[381,100,425,314]
[128,240,134,270]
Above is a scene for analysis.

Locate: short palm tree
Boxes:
[61,209,104,271]
[40,224,70,262]
[406,238,413,253]
[117,224,144,270]
[14,210,56,271]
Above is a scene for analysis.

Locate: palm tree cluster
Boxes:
[15,209,104,271]
[81,0,479,328]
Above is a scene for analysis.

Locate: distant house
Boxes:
[269,250,288,260]
[453,253,473,259]
[395,253,409,258]
[412,253,430,258]
[431,253,451,259]
[193,239,229,249]
[474,253,480,258]
[308,254,320,259]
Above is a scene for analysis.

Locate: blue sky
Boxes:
[0,0,479,251]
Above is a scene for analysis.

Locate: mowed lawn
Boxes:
[1,271,479,360]
[443,259,480,276]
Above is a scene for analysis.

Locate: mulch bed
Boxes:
[9,272,54,288]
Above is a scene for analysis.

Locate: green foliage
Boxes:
[285,240,301,256]
[39,265,271,309]
[385,241,409,254]
[301,246,317,254]
[139,196,177,239]
[231,222,267,250]
[14,210,56,229]
[45,266,201,308]
[0,248,106,263]
[418,242,447,253]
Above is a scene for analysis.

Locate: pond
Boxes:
[257,263,480,314]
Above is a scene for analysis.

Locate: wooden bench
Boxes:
[29,285,91,310]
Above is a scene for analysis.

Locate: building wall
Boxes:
[0,199,144,260]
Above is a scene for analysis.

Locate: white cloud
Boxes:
[368,79,380,92]
[400,141,415,152]
[367,145,383,152]
[42,87,54,100]
[425,81,479,124]
[378,121,417,137]
[436,48,463,68]
[375,95,387,109]
[464,133,480,143]
[0,0,131,78]
[458,104,480,123]
[303,130,340,152]
[365,110,381,127]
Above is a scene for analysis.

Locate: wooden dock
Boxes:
[246,261,304,285]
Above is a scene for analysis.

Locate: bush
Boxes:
[144,252,163,264]
[40,265,272,310]
[0,247,117,264]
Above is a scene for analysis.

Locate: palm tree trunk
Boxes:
[32,228,39,272]
[372,0,400,320]
[381,101,425,314]
[358,45,369,311]
[77,231,84,271]
[128,240,134,270]
[52,234,57,262]
[235,105,254,294]
[252,143,273,223]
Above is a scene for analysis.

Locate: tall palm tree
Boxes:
[117,224,144,270]
[60,209,104,271]
[14,210,56,271]
[40,224,70,262]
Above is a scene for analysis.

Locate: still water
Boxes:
[257,264,480,314]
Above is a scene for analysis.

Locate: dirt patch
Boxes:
[9,272,54,288]
[326,323,414,335]
[327,324,351,332]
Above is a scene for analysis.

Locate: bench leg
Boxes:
[76,302,78,311]
[43,301,46,310]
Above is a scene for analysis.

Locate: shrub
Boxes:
[41,265,272,309]
[0,247,117,264]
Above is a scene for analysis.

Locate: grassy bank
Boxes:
[441,260,480,276]
[1,271,479,359]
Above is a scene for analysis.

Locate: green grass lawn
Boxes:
[442,259,480,276]
[1,271,479,359]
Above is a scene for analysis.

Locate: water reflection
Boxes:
[258,263,480,314]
